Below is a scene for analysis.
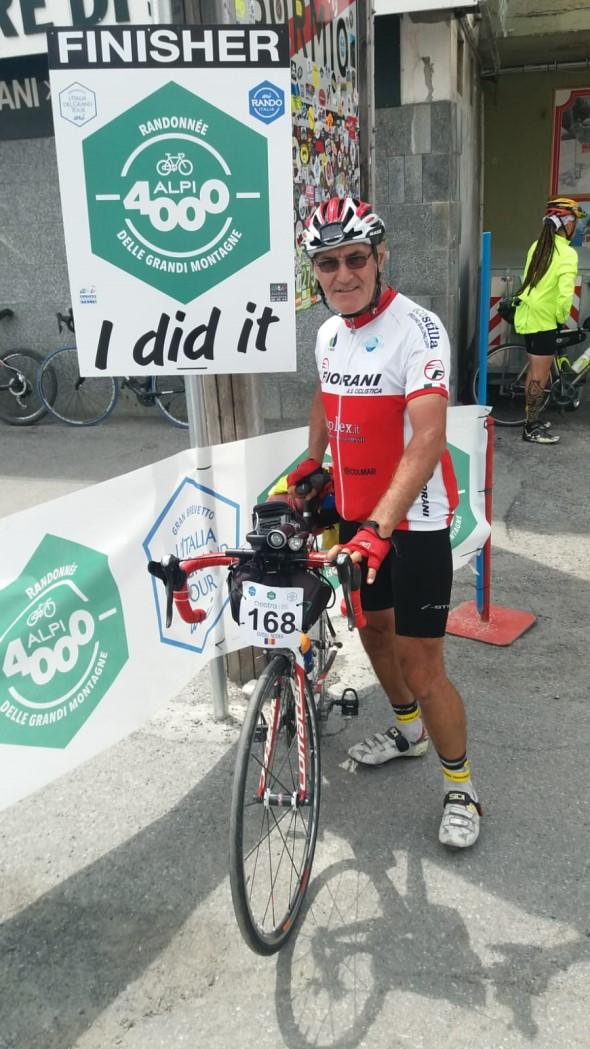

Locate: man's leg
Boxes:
[347,608,429,765]
[523,352,559,444]
[395,633,480,848]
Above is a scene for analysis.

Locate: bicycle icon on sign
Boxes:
[26,599,57,627]
[156,152,193,176]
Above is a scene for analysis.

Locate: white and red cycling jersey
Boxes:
[315,287,459,529]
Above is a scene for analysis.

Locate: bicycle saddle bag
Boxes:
[227,558,333,632]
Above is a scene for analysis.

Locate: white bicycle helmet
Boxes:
[302,196,385,256]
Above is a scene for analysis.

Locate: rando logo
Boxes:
[424,359,445,381]
[249,81,285,124]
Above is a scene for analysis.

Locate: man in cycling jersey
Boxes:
[288,196,481,849]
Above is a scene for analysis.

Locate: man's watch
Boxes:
[361,520,391,541]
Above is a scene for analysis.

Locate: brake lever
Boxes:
[147,555,187,628]
[335,551,362,629]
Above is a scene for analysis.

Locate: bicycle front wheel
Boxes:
[230,654,321,955]
[153,375,189,428]
[0,348,55,425]
[473,343,548,427]
[39,346,118,425]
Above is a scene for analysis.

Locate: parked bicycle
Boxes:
[0,308,56,426]
[37,309,188,428]
[473,322,590,426]
[148,491,365,955]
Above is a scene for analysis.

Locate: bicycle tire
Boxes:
[153,375,189,428]
[0,348,56,426]
[38,346,118,426]
[473,343,550,427]
[230,653,321,955]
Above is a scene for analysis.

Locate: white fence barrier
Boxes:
[0,407,490,810]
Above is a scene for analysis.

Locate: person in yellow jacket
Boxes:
[514,196,584,444]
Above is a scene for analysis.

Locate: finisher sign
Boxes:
[47,25,295,376]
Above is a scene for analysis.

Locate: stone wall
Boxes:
[374,100,462,400]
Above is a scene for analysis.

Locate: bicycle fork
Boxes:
[257,656,310,809]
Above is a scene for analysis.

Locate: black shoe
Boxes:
[523,423,560,444]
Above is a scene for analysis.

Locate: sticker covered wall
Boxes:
[236,0,361,310]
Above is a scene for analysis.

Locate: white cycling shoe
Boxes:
[348,726,429,766]
[439,791,482,849]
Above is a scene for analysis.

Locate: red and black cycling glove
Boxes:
[343,521,392,574]
[287,457,324,489]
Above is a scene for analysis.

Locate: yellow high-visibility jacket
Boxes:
[514,235,578,334]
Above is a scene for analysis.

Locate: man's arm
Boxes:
[369,393,447,536]
[287,385,329,499]
[308,384,329,462]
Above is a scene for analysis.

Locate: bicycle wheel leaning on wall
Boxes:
[38,346,119,426]
[0,348,57,426]
[152,375,189,428]
[472,342,550,427]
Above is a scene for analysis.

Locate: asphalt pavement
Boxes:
[1,401,590,1049]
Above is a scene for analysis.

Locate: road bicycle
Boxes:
[37,309,188,428]
[148,495,365,955]
[473,323,590,426]
[0,308,57,426]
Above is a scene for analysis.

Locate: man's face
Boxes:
[313,242,385,315]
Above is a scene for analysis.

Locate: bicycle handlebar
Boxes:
[147,549,366,632]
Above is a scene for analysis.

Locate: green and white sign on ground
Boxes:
[48,25,295,376]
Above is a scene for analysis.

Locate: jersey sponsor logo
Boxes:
[409,308,441,350]
[320,369,382,390]
[343,466,377,476]
[362,335,383,353]
[424,359,445,381]
[420,484,430,516]
[328,333,338,350]
[327,418,361,436]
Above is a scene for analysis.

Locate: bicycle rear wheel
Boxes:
[38,346,118,425]
[230,654,320,955]
[473,343,549,427]
[0,349,56,425]
[153,375,188,428]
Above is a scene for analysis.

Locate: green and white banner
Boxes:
[0,407,489,809]
[47,24,295,375]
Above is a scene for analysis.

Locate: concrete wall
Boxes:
[373,14,482,400]
[0,137,69,357]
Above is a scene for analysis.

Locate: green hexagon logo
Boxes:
[83,81,270,303]
[0,535,128,749]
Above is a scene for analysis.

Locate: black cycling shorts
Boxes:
[339,522,453,638]
[524,330,558,357]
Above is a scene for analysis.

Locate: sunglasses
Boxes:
[314,252,373,273]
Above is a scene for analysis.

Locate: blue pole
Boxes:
[476,231,492,614]
[477,231,492,405]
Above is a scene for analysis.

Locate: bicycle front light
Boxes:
[267,529,287,549]
[287,535,305,552]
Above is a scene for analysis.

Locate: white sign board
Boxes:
[0,409,490,810]
[374,0,477,13]
[47,24,296,376]
[0,0,152,58]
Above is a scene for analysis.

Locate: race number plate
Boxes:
[239,583,303,648]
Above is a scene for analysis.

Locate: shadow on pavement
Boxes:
[1,546,590,1049]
